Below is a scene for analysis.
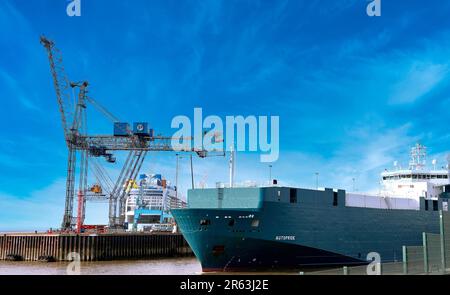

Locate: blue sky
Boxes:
[0,0,449,230]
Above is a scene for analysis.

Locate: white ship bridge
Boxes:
[346,144,449,211]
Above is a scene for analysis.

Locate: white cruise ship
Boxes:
[125,174,187,231]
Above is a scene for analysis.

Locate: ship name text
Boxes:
[275,235,296,241]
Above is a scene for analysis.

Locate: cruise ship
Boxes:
[172,144,450,271]
[125,174,187,232]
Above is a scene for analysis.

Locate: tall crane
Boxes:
[40,36,218,230]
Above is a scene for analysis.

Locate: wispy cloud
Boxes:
[0,0,31,35]
[0,179,65,231]
[389,62,449,104]
[310,0,358,17]
[0,70,42,112]
[142,123,425,194]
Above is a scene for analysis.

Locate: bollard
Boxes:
[422,232,429,274]
[439,211,446,274]
[402,246,408,275]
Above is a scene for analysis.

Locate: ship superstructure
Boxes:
[380,144,448,199]
[346,143,449,210]
[172,144,450,271]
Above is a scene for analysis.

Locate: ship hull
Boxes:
[172,208,365,271]
[172,201,441,272]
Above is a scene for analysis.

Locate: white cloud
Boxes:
[0,177,111,231]
[0,70,42,112]
[389,62,449,104]
[0,179,65,231]
[141,123,425,194]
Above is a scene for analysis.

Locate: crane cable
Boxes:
[85,95,120,123]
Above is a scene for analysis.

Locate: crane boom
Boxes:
[40,36,73,144]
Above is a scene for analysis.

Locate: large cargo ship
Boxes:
[172,144,450,271]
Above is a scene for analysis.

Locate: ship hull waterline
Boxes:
[172,203,440,272]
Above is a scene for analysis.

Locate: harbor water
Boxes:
[0,257,320,275]
[0,257,202,275]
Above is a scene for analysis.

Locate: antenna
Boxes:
[393,161,398,170]
[268,165,273,185]
[229,145,235,188]
[190,154,194,189]
[315,172,319,189]
[432,159,437,171]
[175,154,179,199]
[200,173,207,189]
[409,143,427,171]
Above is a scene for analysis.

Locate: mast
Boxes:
[409,143,427,171]
[447,154,450,179]
[175,154,179,199]
[229,145,235,188]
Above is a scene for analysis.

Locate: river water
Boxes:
[0,257,203,275]
[0,258,357,275]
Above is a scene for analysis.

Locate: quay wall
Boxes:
[0,233,192,262]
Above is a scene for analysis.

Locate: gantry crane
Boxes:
[40,36,217,231]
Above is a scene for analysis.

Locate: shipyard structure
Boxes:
[0,173,192,262]
[0,37,217,262]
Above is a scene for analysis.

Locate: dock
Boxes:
[0,233,192,262]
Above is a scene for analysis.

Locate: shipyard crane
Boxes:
[40,36,220,231]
